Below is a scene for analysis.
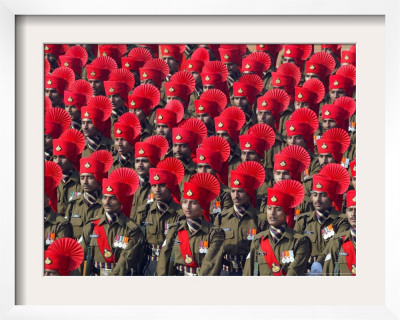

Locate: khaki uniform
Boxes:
[178,160,197,193]
[44,208,73,250]
[80,213,143,276]
[278,104,294,137]
[140,120,153,142]
[217,204,265,275]
[156,218,225,276]
[243,226,311,276]
[209,185,233,225]
[264,131,285,171]
[322,229,356,276]
[57,170,82,215]
[109,153,135,173]
[130,181,152,220]
[82,136,114,158]
[293,209,349,265]
[65,194,103,240]
[240,116,256,136]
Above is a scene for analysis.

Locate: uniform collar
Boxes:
[178,217,210,234]
[226,203,257,220]
[99,211,126,227]
[263,225,295,241]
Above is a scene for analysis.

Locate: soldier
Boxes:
[110,112,141,172]
[255,44,283,90]
[243,180,311,276]
[59,45,88,80]
[322,189,356,276]
[130,135,169,218]
[44,161,73,249]
[201,60,230,102]
[294,163,350,273]
[121,47,153,89]
[65,150,113,240]
[136,158,184,275]
[160,44,186,77]
[45,67,75,108]
[52,129,85,214]
[98,44,127,68]
[81,96,114,158]
[156,173,225,276]
[44,238,84,276]
[328,64,356,103]
[104,68,135,128]
[281,44,313,70]
[320,44,342,69]
[241,51,271,80]
[304,52,336,85]
[218,45,247,87]
[44,107,71,161]
[44,44,68,72]
[232,74,263,134]
[194,88,227,136]
[341,45,356,67]
[128,84,160,141]
[86,56,118,97]
[139,58,169,88]
[172,118,207,189]
[294,78,325,115]
[79,168,143,276]
[195,136,233,221]
[63,79,93,130]
[219,161,266,275]
[137,44,159,58]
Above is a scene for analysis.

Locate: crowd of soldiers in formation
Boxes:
[43,43,356,277]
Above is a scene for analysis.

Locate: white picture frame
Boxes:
[1,1,399,319]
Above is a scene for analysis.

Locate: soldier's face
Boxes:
[203,84,215,91]
[256,110,275,127]
[273,170,291,183]
[81,119,100,138]
[346,206,356,228]
[88,79,104,96]
[80,173,101,193]
[241,150,262,163]
[162,56,179,74]
[282,56,296,65]
[102,194,122,214]
[190,71,202,87]
[156,124,172,140]
[312,191,332,212]
[233,96,250,112]
[329,88,346,103]
[166,96,185,105]
[44,269,60,276]
[224,62,238,76]
[45,88,63,107]
[287,135,307,149]
[322,118,337,132]
[114,137,133,155]
[196,113,213,128]
[108,94,125,111]
[304,73,319,81]
[318,153,336,167]
[173,143,191,161]
[131,108,146,123]
[216,131,235,148]
[231,188,250,207]
[266,205,287,227]
[294,101,310,110]
[351,176,356,189]
[44,134,53,152]
[134,157,153,177]
[65,104,81,121]
[44,53,57,65]
[140,79,158,87]
[151,183,172,202]
[181,198,203,219]
[197,163,216,176]
[53,155,74,174]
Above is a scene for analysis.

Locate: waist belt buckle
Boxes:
[99,268,113,276]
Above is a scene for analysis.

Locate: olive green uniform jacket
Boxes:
[80,213,143,276]
[130,180,152,220]
[243,226,311,276]
[140,120,153,142]
[293,209,349,263]
[65,194,103,240]
[209,184,233,224]
[82,135,114,158]
[178,159,197,193]
[322,229,356,276]
[156,218,225,276]
[109,153,135,173]
[57,170,82,215]
[44,208,73,250]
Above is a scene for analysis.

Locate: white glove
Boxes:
[309,262,322,276]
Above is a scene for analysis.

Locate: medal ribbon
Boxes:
[342,235,356,276]
[93,219,116,263]
[177,229,199,268]
[259,237,286,276]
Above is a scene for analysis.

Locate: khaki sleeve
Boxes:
[199,228,225,276]
[156,224,178,276]
[111,225,143,276]
[242,238,258,276]
[286,236,311,276]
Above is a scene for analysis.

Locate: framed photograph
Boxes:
[2,1,399,319]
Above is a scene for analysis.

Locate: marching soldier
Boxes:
[255,44,283,90]
[65,150,113,240]
[328,64,356,104]
[44,44,68,72]
[98,44,127,68]
[44,161,73,249]
[86,56,118,97]
[243,180,311,276]
[44,238,84,276]
[45,66,75,108]
[156,173,225,276]
[44,107,71,161]
[304,51,335,89]
[218,45,247,87]
[136,158,184,275]
[201,60,231,102]
[59,45,89,80]
[121,47,153,90]
[281,44,313,70]
[79,168,143,276]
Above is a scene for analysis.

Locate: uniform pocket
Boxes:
[303,231,317,243]
[224,230,234,239]
[70,215,83,227]
[146,224,157,235]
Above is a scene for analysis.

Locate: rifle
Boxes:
[333,237,343,276]
[83,223,95,276]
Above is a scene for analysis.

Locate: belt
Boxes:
[94,260,115,270]
[176,265,199,276]
[146,243,163,261]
